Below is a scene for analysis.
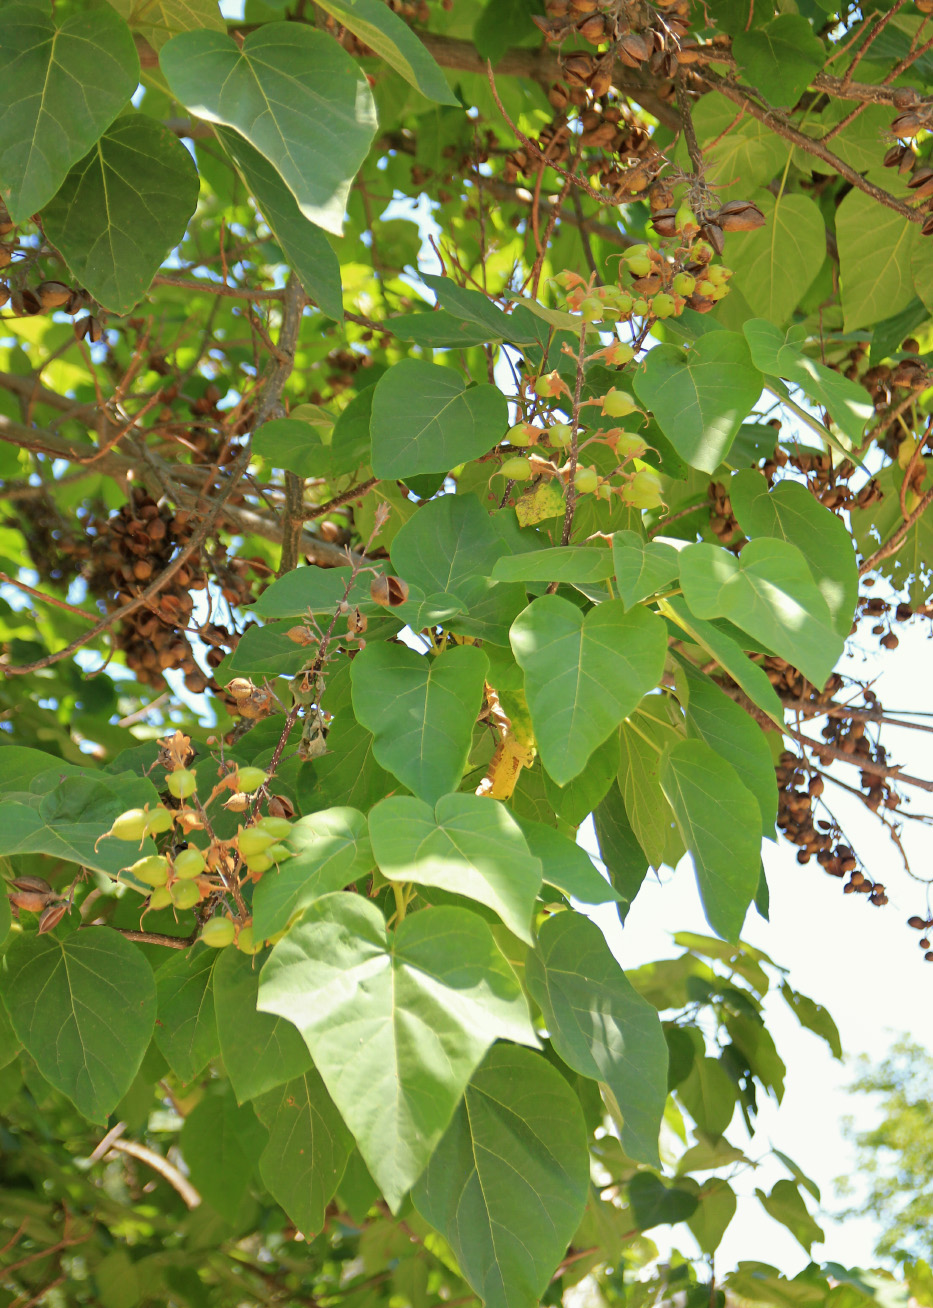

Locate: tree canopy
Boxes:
[2,0,933,1305]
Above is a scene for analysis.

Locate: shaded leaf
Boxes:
[213,946,313,1103]
[315,0,458,104]
[154,947,219,1084]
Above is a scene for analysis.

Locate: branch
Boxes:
[278,471,305,576]
[103,1138,202,1210]
[859,483,933,575]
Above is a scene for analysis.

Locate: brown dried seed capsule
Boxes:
[36,280,72,309]
[0,283,9,310]
[13,287,41,315]
[38,902,68,934]
[926,951,933,961]
[11,875,52,894]
[891,111,927,138]
[716,200,766,231]
[650,207,678,237]
[9,889,52,913]
[699,221,725,255]
[618,32,653,66]
[370,574,409,607]
[883,143,908,168]
[892,87,922,108]
[0,244,12,269]
[922,213,933,236]
[920,937,931,948]
[909,168,933,199]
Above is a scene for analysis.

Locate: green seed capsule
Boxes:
[236,925,263,955]
[110,809,149,841]
[256,816,293,840]
[173,847,206,879]
[148,887,173,911]
[267,844,292,863]
[170,879,202,911]
[145,806,174,835]
[128,855,169,888]
[245,853,273,874]
[167,769,197,799]
[201,917,235,948]
[237,826,276,857]
[233,767,268,794]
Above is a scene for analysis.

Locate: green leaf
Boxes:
[257,894,537,1210]
[473,0,540,65]
[160,24,377,235]
[675,662,778,838]
[420,275,544,346]
[732,16,824,106]
[491,546,614,585]
[212,946,312,1104]
[633,333,763,474]
[543,729,621,826]
[2,928,156,1123]
[215,125,344,320]
[727,192,825,327]
[780,983,842,1059]
[515,817,621,905]
[592,788,650,920]
[628,1172,699,1230]
[659,739,762,942]
[253,807,374,943]
[223,621,319,677]
[390,493,527,644]
[370,360,507,479]
[729,469,858,638]
[350,642,488,803]
[677,1135,749,1175]
[611,531,680,609]
[154,947,219,1084]
[412,1044,589,1308]
[618,710,684,870]
[42,114,199,315]
[369,793,542,942]
[107,0,225,51]
[254,1070,354,1237]
[329,386,374,474]
[527,912,668,1165]
[510,596,667,785]
[678,538,842,688]
[300,713,397,815]
[837,190,919,330]
[179,1088,268,1223]
[660,596,784,725]
[742,320,873,446]
[0,883,11,946]
[678,1055,738,1136]
[688,93,789,191]
[250,565,369,620]
[687,1178,737,1253]
[0,3,139,222]
[314,0,458,104]
[252,418,331,478]
[757,1179,824,1253]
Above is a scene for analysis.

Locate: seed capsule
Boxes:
[38,903,68,934]
[36,280,72,310]
[128,855,170,888]
[201,917,236,948]
[716,200,766,232]
[369,574,409,607]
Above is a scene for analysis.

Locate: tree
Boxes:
[839,1039,933,1269]
[1,0,933,1303]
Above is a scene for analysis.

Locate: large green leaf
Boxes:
[727,192,825,327]
[215,126,344,320]
[678,538,842,687]
[678,1055,738,1136]
[612,531,679,609]
[257,894,537,1210]
[757,1180,825,1253]
[510,596,667,785]
[729,469,858,638]
[250,565,369,620]
[253,807,373,943]
[633,333,763,474]
[515,817,621,905]
[154,947,219,1084]
[491,547,614,585]
[179,1088,268,1223]
[659,739,762,942]
[369,793,542,942]
[742,320,873,445]
[526,912,668,1165]
[542,728,621,826]
[212,946,313,1103]
[160,24,377,235]
[688,92,789,191]
[2,928,156,1123]
[592,788,650,919]
[687,1178,737,1254]
[254,1070,354,1237]
[314,0,458,104]
[675,662,778,838]
[350,642,488,803]
[0,3,138,222]
[732,15,824,105]
[42,114,199,315]
[836,190,918,330]
[412,1044,589,1308]
[107,0,225,51]
[390,493,527,643]
[617,706,684,870]
[370,360,507,479]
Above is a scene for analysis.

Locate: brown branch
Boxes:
[841,0,907,87]
[301,476,379,521]
[560,326,590,549]
[278,472,305,576]
[152,273,284,301]
[781,723,933,793]
[860,483,933,575]
[0,572,97,623]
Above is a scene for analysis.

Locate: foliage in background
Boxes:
[2,0,933,1304]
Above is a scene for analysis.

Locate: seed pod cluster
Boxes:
[883,115,933,234]
[907,915,933,962]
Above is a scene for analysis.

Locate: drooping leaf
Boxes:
[543,729,621,826]
[179,1087,268,1223]
[2,928,156,1123]
[160,24,377,234]
[757,1179,825,1253]
[370,359,507,478]
[350,642,488,803]
[617,709,684,870]
[592,787,650,919]
[780,983,842,1059]
[687,1178,737,1253]
[42,114,200,315]
[633,332,763,474]
[510,596,667,785]
[154,947,220,1084]
[678,538,842,688]
[369,793,541,942]
[212,946,313,1104]
[250,565,369,619]
[257,894,537,1210]
[659,739,762,942]
[628,1172,699,1230]
[728,469,859,638]
[215,125,344,320]
[0,3,139,222]
[526,912,668,1165]
[678,1055,738,1136]
[314,0,459,104]
[611,531,680,609]
[732,15,824,106]
[836,190,919,330]
[515,817,621,905]
[412,1044,589,1308]
[107,0,225,51]
[254,1070,354,1237]
[252,807,374,943]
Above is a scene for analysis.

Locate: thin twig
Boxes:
[0,572,97,623]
